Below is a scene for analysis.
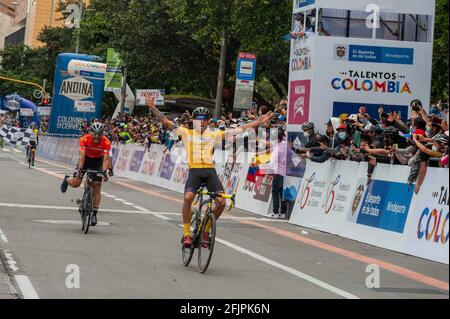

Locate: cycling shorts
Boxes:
[185,168,224,194]
[80,156,104,182]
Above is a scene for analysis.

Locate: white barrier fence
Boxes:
[290,160,449,264]
[35,136,448,264]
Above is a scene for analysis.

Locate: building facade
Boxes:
[0,0,69,49]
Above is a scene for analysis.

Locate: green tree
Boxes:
[431,0,449,101]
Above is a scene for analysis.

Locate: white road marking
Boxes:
[133,205,150,212]
[4,250,19,272]
[12,149,22,154]
[1,148,11,153]
[0,228,8,243]
[14,275,39,299]
[34,220,111,226]
[0,202,147,214]
[176,224,359,299]
[123,202,135,206]
[102,193,117,198]
[153,214,171,221]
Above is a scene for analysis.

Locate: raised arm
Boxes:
[146,97,175,130]
[225,112,274,138]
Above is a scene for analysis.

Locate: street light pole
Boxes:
[75,0,84,54]
[214,27,228,119]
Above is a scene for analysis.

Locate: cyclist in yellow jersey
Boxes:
[146,97,273,248]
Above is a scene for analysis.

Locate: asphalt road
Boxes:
[0,146,448,299]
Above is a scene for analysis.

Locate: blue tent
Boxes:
[0,94,40,128]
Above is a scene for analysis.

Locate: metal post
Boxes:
[214,28,228,118]
[75,0,83,54]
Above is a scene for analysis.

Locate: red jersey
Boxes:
[80,134,112,158]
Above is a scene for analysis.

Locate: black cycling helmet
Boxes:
[192,107,211,120]
[433,133,448,144]
[302,122,315,131]
[90,122,105,136]
[410,99,423,108]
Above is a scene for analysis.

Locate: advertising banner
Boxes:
[308,36,433,128]
[74,101,96,113]
[136,90,165,107]
[104,48,123,93]
[355,180,414,234]
[138,144,165,184]
[288,80,311,125]
[49,53,104,135]
[20,108,34,117]
[38,107,51,116]
[291,161,356,234]
[114,145,134,177]
[217,161,246,196]
[235,161,273,217]
[404,168,449,264]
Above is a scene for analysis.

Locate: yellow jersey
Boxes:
[175,127,225,169]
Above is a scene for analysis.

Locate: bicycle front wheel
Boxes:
[197,212,216,273]
[182,210,200,267]
[82,187,93,234]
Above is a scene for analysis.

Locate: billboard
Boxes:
[49,53,104,135]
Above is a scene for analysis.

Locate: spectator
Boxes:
[253,129,288,219]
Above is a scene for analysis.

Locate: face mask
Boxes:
[310,17,316,24]
[432,145,439,152]
[338,132,347,140]
[304,131,310,138]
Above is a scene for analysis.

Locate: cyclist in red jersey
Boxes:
[60,123,111,226]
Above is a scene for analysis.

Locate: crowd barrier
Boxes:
[35,136,448,264]
[290,160,448,264]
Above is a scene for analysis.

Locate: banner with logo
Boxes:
[49,53,104,135]
[291,160,359,234]
[38,107,51,116]
[403,168,449,264]
[136,90,165,107]
[235,161,273,217]
[308,36,433,129]
[137,144,165,184]
[104,48,123,93]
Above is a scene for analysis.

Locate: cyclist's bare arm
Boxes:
[77,149,86,174]
[224,112,273,138]
[102,155,110,172]
[146,97,175,130]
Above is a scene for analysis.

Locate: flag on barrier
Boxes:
[0,125,36,146]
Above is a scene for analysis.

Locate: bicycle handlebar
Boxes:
[81,169,106,177]
[195,190,236,211]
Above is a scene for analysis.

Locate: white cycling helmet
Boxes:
[90,122,105,136]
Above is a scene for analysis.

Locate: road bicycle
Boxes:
[26,146,36,168]
[75,169,106,234]
[181,185,235,273]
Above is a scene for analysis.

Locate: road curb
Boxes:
[0,249,20,299]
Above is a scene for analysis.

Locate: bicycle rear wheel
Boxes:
[82,187,93,234]
[27,152,31,169]
[197,211,216,273]
[182,210,200,267]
